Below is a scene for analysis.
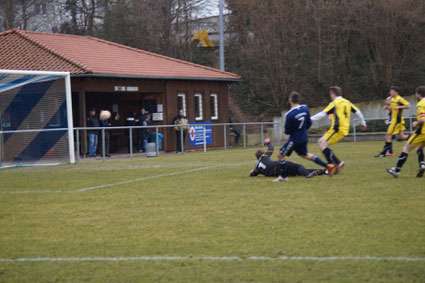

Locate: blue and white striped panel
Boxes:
[1,76,68,165]
[0,75,61,93]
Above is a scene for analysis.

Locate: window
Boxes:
[210,93,218,120]
[177,93,186,116]
[194,93,203,121]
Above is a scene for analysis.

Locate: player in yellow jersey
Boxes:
[311,86,367,173]
[376,86,411,157]
[387,86,425,177]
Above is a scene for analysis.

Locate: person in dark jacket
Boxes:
[250,140,327,178]
[87,108,100,157]
[229,116,241,145]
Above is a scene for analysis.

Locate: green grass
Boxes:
[1,141,425,282]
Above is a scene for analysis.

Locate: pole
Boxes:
[243,123,246,148]
[277,123,281,146]
[353,119,357,142]
[223,125,227,150]
[219,0,225,71]
[180,127,184,153]
[0,109,3,168]
[260,123,264,146]
[76,129,80,162]
[409,117,413,133]
[65,73,75,164]
[102,128,105,161]
[203,126,207,152]
[155,126,159,156]
[129,127,133,158]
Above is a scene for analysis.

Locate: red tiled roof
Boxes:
[0,29,240,81]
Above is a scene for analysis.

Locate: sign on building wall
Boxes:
[189,122,212,146]
[114,86,139,92]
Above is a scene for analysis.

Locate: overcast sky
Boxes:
[199,0,229,18]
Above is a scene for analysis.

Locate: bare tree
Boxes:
[226,0,425,117]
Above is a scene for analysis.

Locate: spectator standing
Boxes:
[87,108,100,158]
[173,109,188,153]
[229,116,241,145]
[100,110,112,157]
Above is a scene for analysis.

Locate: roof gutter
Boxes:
[70,73,242,83]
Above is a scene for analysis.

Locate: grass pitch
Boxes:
[1,141,425,282]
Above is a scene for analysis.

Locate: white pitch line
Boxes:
[0,161,253,195]
[0,256,424,262]
[0,166,215,194]
[75,166,215,192]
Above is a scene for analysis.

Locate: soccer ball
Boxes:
[100,110,111,120]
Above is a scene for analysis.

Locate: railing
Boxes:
[73,121,280,162]
[2,116,418,167]
[351,116,416,142]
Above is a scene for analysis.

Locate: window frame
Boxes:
[177,93,187,117]
[210,93,218,120]
[194,93,203,121]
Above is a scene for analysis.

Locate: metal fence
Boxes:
[74,121,280,161]
[0,121,280,167]
[1,116,420,167]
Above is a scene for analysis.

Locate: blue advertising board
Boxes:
[189,122,213,146]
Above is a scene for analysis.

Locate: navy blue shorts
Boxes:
[280,140,308,157]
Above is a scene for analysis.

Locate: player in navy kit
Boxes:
[273,92,335,182]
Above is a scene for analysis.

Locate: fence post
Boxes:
[203,125,207,152]
[352,119,357,142]
[243,123,246,148]
[223,124,227,150]
[102,128,105,161]
[261,123,264,146]
[129,127,133,158]
[156,126,159,156]
[180,127,184,153]
[76,129,80,162]
[409,117,413,133]
[277,122,281,145]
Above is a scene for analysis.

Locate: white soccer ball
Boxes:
[100,110,111,120]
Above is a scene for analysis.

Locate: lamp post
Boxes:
[219,0,224,71]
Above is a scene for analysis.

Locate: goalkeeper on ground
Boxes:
[250,140,326,178]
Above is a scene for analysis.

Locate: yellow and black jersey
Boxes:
[323,97,359,135]
[390,95,409,124]
[414,98,425,135]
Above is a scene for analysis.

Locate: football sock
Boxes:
[381,142,391,154]
[396,152,408,172]
[417,149,424,164]
[322,148,333,164]
[331,152,341,165]
[389,143,393,154]
[312,155,327,168]
[279,160,287,178]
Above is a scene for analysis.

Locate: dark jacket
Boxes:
[87,115,100,134]
[125,113,137,135]
[101,118,112,132]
